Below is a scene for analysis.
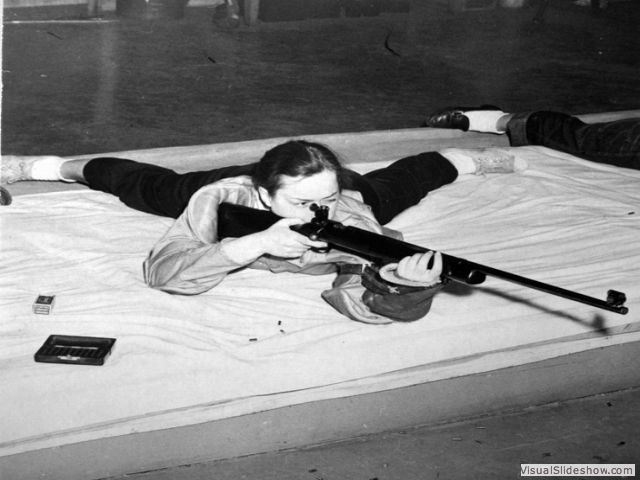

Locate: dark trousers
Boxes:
[84,152,458,224]
[507,111,640,170]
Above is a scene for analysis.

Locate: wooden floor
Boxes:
[3,341,639,480]
[119,386,640,480]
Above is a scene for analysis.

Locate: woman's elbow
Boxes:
[145,273,211,295]
[143,260,219,295]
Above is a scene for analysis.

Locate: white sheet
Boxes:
[1,144,639,457]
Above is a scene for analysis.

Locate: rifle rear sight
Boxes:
[309,203,330,223]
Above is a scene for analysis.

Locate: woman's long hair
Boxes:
[252,140,346,195]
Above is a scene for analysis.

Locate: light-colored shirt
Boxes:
[143,176,383,295]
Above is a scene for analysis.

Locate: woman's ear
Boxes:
[257,187,272,209]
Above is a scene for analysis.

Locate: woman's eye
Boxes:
[295,198,336,207]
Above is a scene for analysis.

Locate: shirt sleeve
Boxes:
[143,183,250,295]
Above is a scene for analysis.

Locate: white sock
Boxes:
[465,110,507,134]
[440,149,476,175]
[30,157,75,182]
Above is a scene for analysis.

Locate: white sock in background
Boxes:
[465,110,507,134]
[30,157,75,182]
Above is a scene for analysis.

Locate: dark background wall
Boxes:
[2,0,639,157]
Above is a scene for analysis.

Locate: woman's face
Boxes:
[260,170,340,222]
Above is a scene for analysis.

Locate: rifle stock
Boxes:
[217,202,628,315]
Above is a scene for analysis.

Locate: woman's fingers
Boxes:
[431,251,443,276]
[395,251,442,284]
[416,251,435,271]
[264,218,328,256]
[398,252,432,277]
[275,217,304,227]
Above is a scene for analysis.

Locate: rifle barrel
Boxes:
[308,222,628,315]
[217,203,628,315]
[467,262,628,315]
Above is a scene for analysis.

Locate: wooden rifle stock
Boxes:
[217,202,628,315]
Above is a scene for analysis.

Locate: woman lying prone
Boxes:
[142,140,521,324]
[3,140,524,323]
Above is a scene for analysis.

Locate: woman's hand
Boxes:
[256,218,328,258]
[396,251,443,285]
[379,251,443,287]
[221,218,328,264]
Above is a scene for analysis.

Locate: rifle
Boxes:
[217,202,628,315]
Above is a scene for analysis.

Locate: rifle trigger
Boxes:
[466,270,486,285]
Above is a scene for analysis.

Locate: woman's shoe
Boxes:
[423,105,501,130]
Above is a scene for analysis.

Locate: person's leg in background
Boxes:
[504,111,640,169]
[423,106,640,170]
